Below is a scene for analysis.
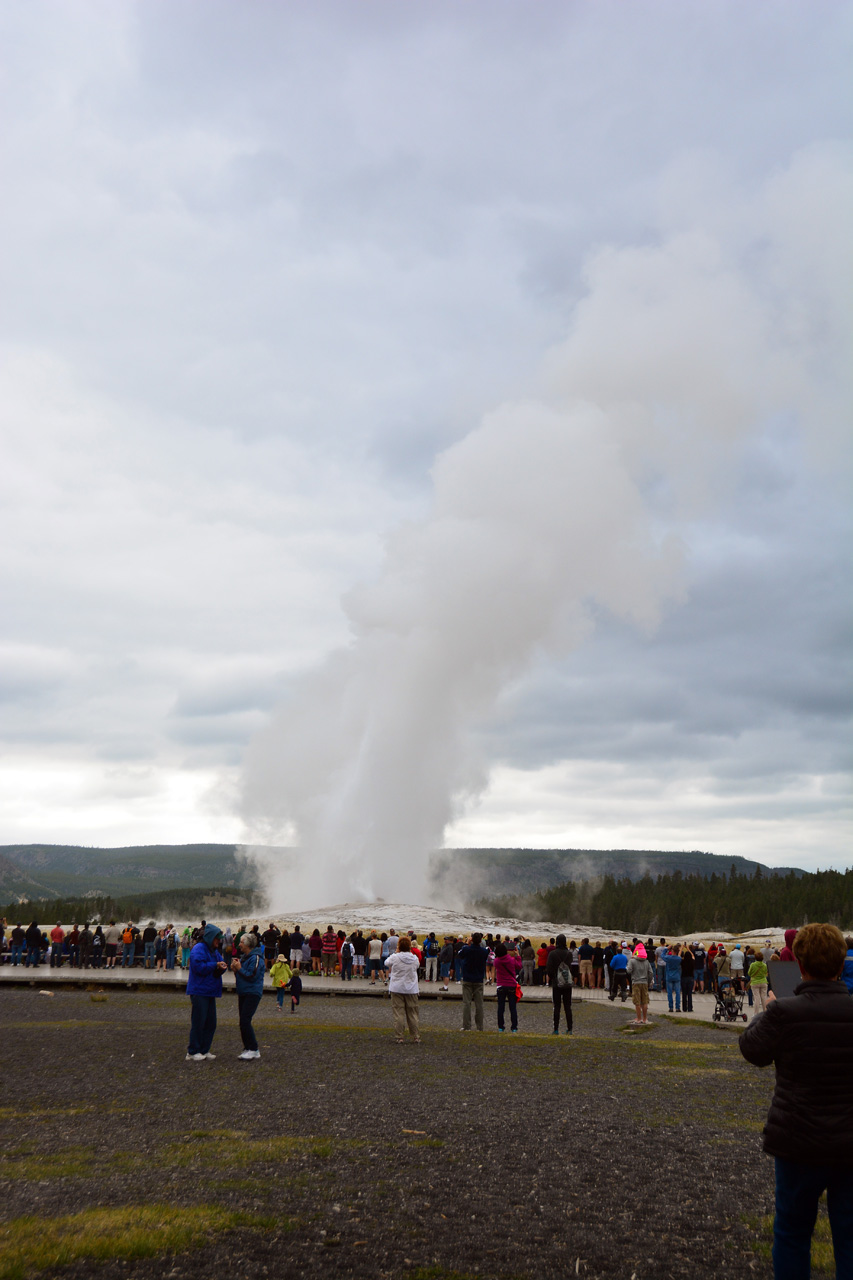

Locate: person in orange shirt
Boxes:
[49,922,65,968]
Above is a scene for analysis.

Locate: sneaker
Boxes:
[204,1053,216,1060]
[497,1027,505,1032]
[238,1049,260,1060]
[510,1028,518,1034]
[552,1029,559,1035]
[186,1053,206,1061]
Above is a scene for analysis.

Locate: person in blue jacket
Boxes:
[230,930,266,1060]
[186,923,227,1061]
[843,936,853,995]
[664,944,683,1012]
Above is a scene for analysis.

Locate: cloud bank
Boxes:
[0,2,849,888]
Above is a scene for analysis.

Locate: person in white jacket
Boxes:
[384,934,421,1043]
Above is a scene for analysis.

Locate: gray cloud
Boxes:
[0,1,850,874]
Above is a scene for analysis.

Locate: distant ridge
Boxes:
[429,848,805,903]
[0,843,804,904]
[0,843,254,899]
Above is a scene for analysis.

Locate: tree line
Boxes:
[1,885,265,925]
[480,865,853,935]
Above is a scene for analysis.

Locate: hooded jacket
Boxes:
[234,943,266,995]
[187,925,224,998]
[779,928,797,962]
[739,979,853,1166]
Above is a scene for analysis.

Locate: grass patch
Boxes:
[0,1146,95,1181]
[744,1204,836,1276]
[0,1102,138,1123]
[406,1137,444,1148]
[0,1203,281,1280]
[0,1104,92,1122]
[406,1268,527,1280]
[166,1133,363,1167]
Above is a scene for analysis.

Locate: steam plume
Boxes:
[240,145,851,909]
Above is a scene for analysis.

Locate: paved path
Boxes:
[0,964,751,1023]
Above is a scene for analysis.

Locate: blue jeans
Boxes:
[187,995,218,1055]
[50,944,63,967]
[26,945,40,967]
[123,944,135,967]
[144,942,155,966]
[497,985,518,1030]
[238,992,261,1051]
[166,950,176,969]
[341,956,352,980]
[773,1157,853,1280]
[11,944,24,965]
[666,977,681,1011]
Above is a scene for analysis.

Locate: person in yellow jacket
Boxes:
[269,955,292,1012]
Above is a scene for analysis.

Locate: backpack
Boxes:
[557,959,573,989]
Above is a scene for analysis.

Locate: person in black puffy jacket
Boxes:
[739,922,853,1280]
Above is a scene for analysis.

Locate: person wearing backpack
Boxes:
[546,934,574,1035]
[422,932,439,983]
[339,935,354,981]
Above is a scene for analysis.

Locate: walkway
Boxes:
[0,965,745,1022]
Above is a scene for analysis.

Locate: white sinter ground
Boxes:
[214,901,790,948]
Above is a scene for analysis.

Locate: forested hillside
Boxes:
[481,865,853,934]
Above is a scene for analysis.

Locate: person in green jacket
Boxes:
[269,954,293,1011]
[748,956,769,1012]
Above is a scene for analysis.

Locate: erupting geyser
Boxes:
[239,145,851,910]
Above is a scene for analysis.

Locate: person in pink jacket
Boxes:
[494,942,523,1032]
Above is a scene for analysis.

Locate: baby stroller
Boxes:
[713,978,748,1022]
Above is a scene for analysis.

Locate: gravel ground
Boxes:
[0,985,779,1280]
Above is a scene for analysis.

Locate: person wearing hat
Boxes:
[270,953,293,1010]
[186,923,227,1061]
[627,943,654,1025]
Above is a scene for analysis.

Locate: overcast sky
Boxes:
[1,1,850,881]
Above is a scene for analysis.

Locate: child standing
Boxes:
[288,970,303,1012]
[270,954,293,1011]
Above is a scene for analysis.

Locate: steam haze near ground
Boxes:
[242,146,852,905]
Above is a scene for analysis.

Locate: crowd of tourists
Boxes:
[0,920,194,969]
[5,918,853,1011]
